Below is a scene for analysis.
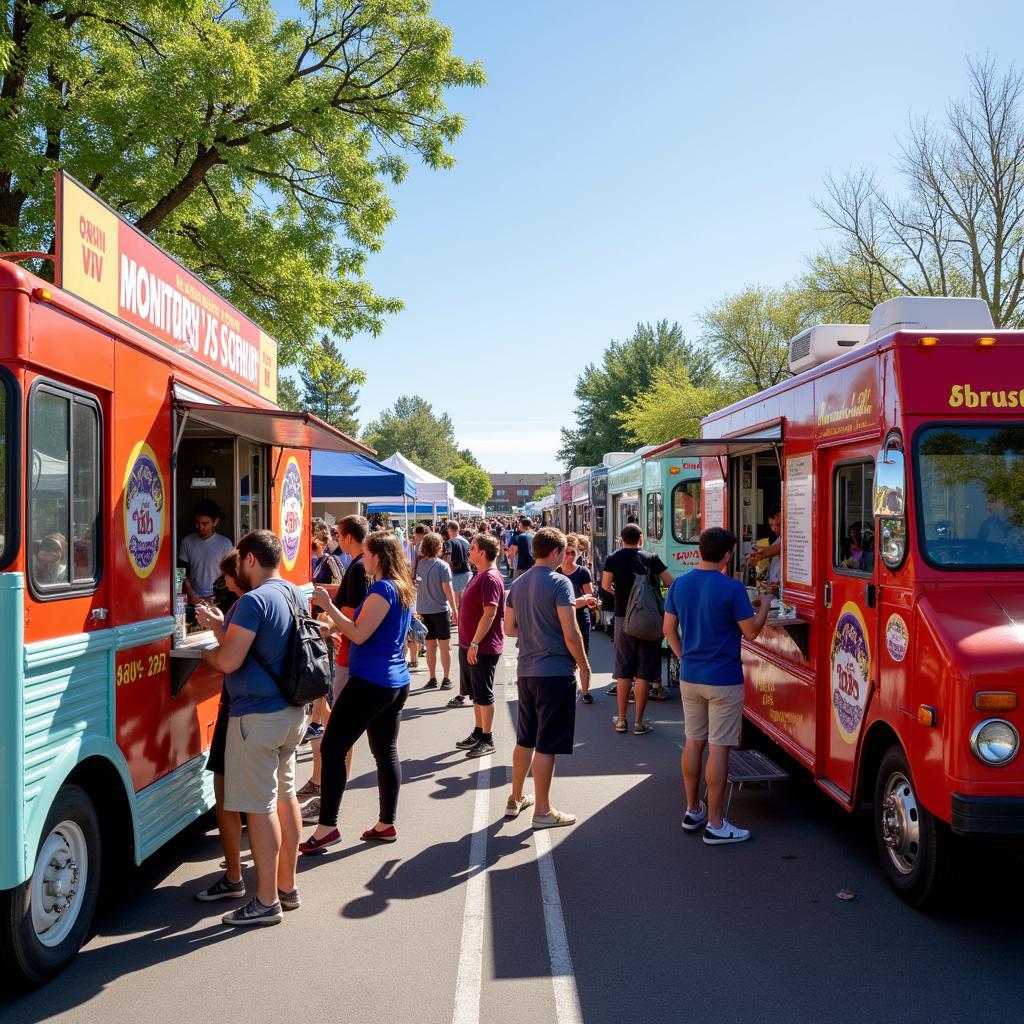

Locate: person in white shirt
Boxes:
[179,500,234,606]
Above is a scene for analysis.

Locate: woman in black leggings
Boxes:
[303,533,414,852]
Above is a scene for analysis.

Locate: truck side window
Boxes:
[28,382,101,596]
[646,491,663,540]
[671,480,701,542]
[834,460,875,574]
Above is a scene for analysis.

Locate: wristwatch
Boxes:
[470,641,480,649]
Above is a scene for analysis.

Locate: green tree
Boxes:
[532,484,555,500]
[0,1,485,362]
[449,460,491,508]
[276,374,303,412]
[813,57,1024,327]
[557,320,707,469]
[362,394,459,477]
[299,335,364,434]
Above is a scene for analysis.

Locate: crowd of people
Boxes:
[192,510,770,927]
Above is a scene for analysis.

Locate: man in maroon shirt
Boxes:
[453,533,507,758]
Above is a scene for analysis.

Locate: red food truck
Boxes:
[0,173,372,983]
[646,296,1024,905]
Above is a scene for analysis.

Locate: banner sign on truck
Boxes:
[55,172,278,402]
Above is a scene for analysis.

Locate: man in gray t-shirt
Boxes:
[504,527,591,831]
[179,499,234,604]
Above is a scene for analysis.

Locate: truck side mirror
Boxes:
[874,433,906,568]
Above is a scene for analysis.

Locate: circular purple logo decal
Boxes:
[280,457,303,570]
[124,442,165,579]
[830,601,871,744]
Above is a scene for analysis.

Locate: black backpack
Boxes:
[250,581,333,707]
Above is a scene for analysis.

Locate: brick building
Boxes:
[486,473,562,514]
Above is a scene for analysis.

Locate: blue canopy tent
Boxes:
[311,453,417,520]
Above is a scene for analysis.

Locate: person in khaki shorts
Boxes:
[663,527,769,845]
[200,529,310,926]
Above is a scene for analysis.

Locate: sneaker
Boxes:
[221,897,282,927]
[456,732,481,749]
[195,873,246,902]
[466,738,495,759]
[606,683,617,696]
[302,722,324,744]
[360,825,397,842]
[581,692,594,705]
[681,801,708,833]
[447,694,469,708]
[614,718,627,733]
[505,793,535,818]
[440,678,453,690]
[301,799,321,825]
[633,721,654,735]
[424,677,439,689]
[277,887,301,911]
[648,688,668,702]
[532,808,577,829]
[296,779,321,800]
[299,828,341,855]
[703,819,751,846]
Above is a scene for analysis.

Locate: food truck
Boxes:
[0,174,371,982]
[645,296,1024,905]
[641,449,702,576]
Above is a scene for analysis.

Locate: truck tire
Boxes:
[873,746,951,907]
[0,784,102,986]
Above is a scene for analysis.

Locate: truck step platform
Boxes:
[723,749,789,817]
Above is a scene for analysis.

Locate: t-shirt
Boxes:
[507,567,576,676]
[458,566,506,653]
[336,553,372,611]
[603,547,667,618]
[513,531,535,570]
[311,553,343,585]
[664,568,756,686]
[225,578,307,715]
[348,579,413,688]
[415,557,452,614]
[179,531,234,598]
[557,564,592,629]
[446,535,471,575]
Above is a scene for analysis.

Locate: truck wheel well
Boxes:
[856,723,901,810]
[66,757,135,901]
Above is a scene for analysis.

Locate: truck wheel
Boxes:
[873,747,950,907]
[0,784,101,986]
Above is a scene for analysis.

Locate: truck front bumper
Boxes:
[951,794,1024,836]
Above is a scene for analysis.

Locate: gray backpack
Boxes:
[623,566,665,642]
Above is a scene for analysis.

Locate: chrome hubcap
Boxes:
[31,821,87,946]
[880,771,921,876]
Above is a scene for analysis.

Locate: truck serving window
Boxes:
[671,480,701,543]
[28,381,101,596]
[916,425,1024,569]
[834,460,875,574]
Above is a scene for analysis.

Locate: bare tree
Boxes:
[813,56,1024,327]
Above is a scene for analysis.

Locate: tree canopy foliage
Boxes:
[0,0,484,363]
[298,335,363,435]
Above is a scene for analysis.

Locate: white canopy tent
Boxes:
[379,452,455,522]
[451,496,484,517]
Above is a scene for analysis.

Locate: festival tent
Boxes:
[452,496,484,516]
[311,452,417,519]
[372,452,454,521]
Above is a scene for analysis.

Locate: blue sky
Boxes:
[289,1,1022,472]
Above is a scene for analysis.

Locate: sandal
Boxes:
[296,779,321,800]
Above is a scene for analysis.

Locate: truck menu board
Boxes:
[55,172,278,402]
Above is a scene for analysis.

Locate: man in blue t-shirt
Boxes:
[663,526,769,847]
[200,529,309,927]
[511,516,535,579]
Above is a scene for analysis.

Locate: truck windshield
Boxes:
[916,425,1024,569]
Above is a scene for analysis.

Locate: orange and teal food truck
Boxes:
[0,173,371,983]
[647,296,1024,905]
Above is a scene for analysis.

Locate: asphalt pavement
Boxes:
[2,629,1022,1024]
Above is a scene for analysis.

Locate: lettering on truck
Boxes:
[948,384,1023,408]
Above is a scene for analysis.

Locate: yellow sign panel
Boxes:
[259,331,279,403]
[60,175,119,316]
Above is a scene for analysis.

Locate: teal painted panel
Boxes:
[134,754,214,862]
[0,574,26,890]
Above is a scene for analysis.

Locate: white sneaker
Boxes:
[702,819,751,845]
[681,801,707,833]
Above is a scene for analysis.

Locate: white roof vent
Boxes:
[569,466,592,480]
[788,324,869,374]
[867,296,993,342]
[635,444,658,456]
[602,451,633,468]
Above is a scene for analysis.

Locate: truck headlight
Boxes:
[969,719,1020,766]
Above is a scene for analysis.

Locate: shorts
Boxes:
[516,675,577,755]
[333,663,350,702]
[223,705,309,814]
[422,611,452,641]
[205,702,230,775]
[612,616,661,681]
[451,572,471,594]
[458,646,499,706]
[680,682,745,746]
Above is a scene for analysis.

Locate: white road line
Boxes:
[452,753,492,1024]
[534,828,584,1024]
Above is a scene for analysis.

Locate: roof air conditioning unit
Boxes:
[569,466,592,480]
[602,451,633,468]
[866,296,993,342]
[788,324,869,374]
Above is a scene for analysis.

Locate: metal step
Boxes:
[728,748,789,784]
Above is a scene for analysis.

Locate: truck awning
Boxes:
[175,401,375,455]
[643,431,782,461]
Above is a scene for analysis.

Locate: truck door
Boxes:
[822,450,878,797]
